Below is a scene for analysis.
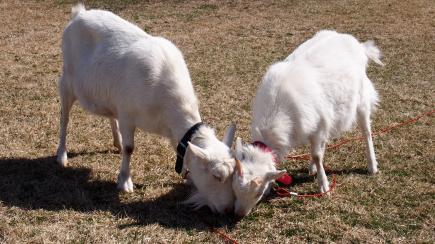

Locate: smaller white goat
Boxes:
[56,4,236,214]
[233,30,383,216]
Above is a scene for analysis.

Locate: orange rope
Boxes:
[286,109,435,161]
[198,214,238,244]
[213,229,238,244]
[277,109,434,199]
[208,109,434,242]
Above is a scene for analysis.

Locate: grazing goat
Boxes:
[232,30,383,216]
[56,4,236,214]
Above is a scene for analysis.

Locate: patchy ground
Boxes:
[0,0,433,243]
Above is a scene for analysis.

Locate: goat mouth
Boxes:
[235,210,248,218]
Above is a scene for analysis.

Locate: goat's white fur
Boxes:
[233,30,383,216]
[232,137,286,216]
[56,4,236,214]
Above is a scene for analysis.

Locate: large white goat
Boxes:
[232,30,383,216]
[56,4,236,214]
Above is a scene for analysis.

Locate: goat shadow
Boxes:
[268,163,370,196]
[0,152,237,231]
[289,165,370,177]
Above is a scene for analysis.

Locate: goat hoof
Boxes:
[117,176,134,192]
[113,142,122,153]
[308,163,317,175]
[319,184,330,194]
[57,152,68,167]
[368,166,378,175]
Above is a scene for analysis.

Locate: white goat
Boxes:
[232,30,383,216]
[56,4,236,214]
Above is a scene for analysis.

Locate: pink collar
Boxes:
[251,141,292,186]
[252,141,278,164]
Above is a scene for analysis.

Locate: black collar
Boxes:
[175,122,204,174]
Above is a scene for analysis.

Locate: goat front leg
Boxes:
[117,118,135,192]
[310,137,329,193]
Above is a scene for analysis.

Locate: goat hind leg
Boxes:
[357,109,378,174]
[56,74,75,167]
[110,118,122,152]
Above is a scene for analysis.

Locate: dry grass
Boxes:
[0,0,434,243]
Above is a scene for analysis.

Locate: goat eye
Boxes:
[213,175,222,182]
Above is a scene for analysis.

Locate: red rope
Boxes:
[277,109,434,199]
[213,229,238,244]
[372,109,434,135]
[198,214,238,244]
[205,109,434,242]
[286,109,435,161]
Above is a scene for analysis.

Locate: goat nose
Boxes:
[235,210,246,218]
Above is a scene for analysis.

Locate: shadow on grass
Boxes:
[0,153,237,231]
[268,166,371,196]
[289,166,369,177]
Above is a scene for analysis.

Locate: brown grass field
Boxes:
[0,0,434,243]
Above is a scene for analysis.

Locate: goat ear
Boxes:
[234,137,243,160]
[222,123,236,147]
[250,177,263,188]
[264,170,287,182]
[187,142,210,162]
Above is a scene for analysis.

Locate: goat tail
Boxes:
[71,3,85,19]
[362,40,384,66]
